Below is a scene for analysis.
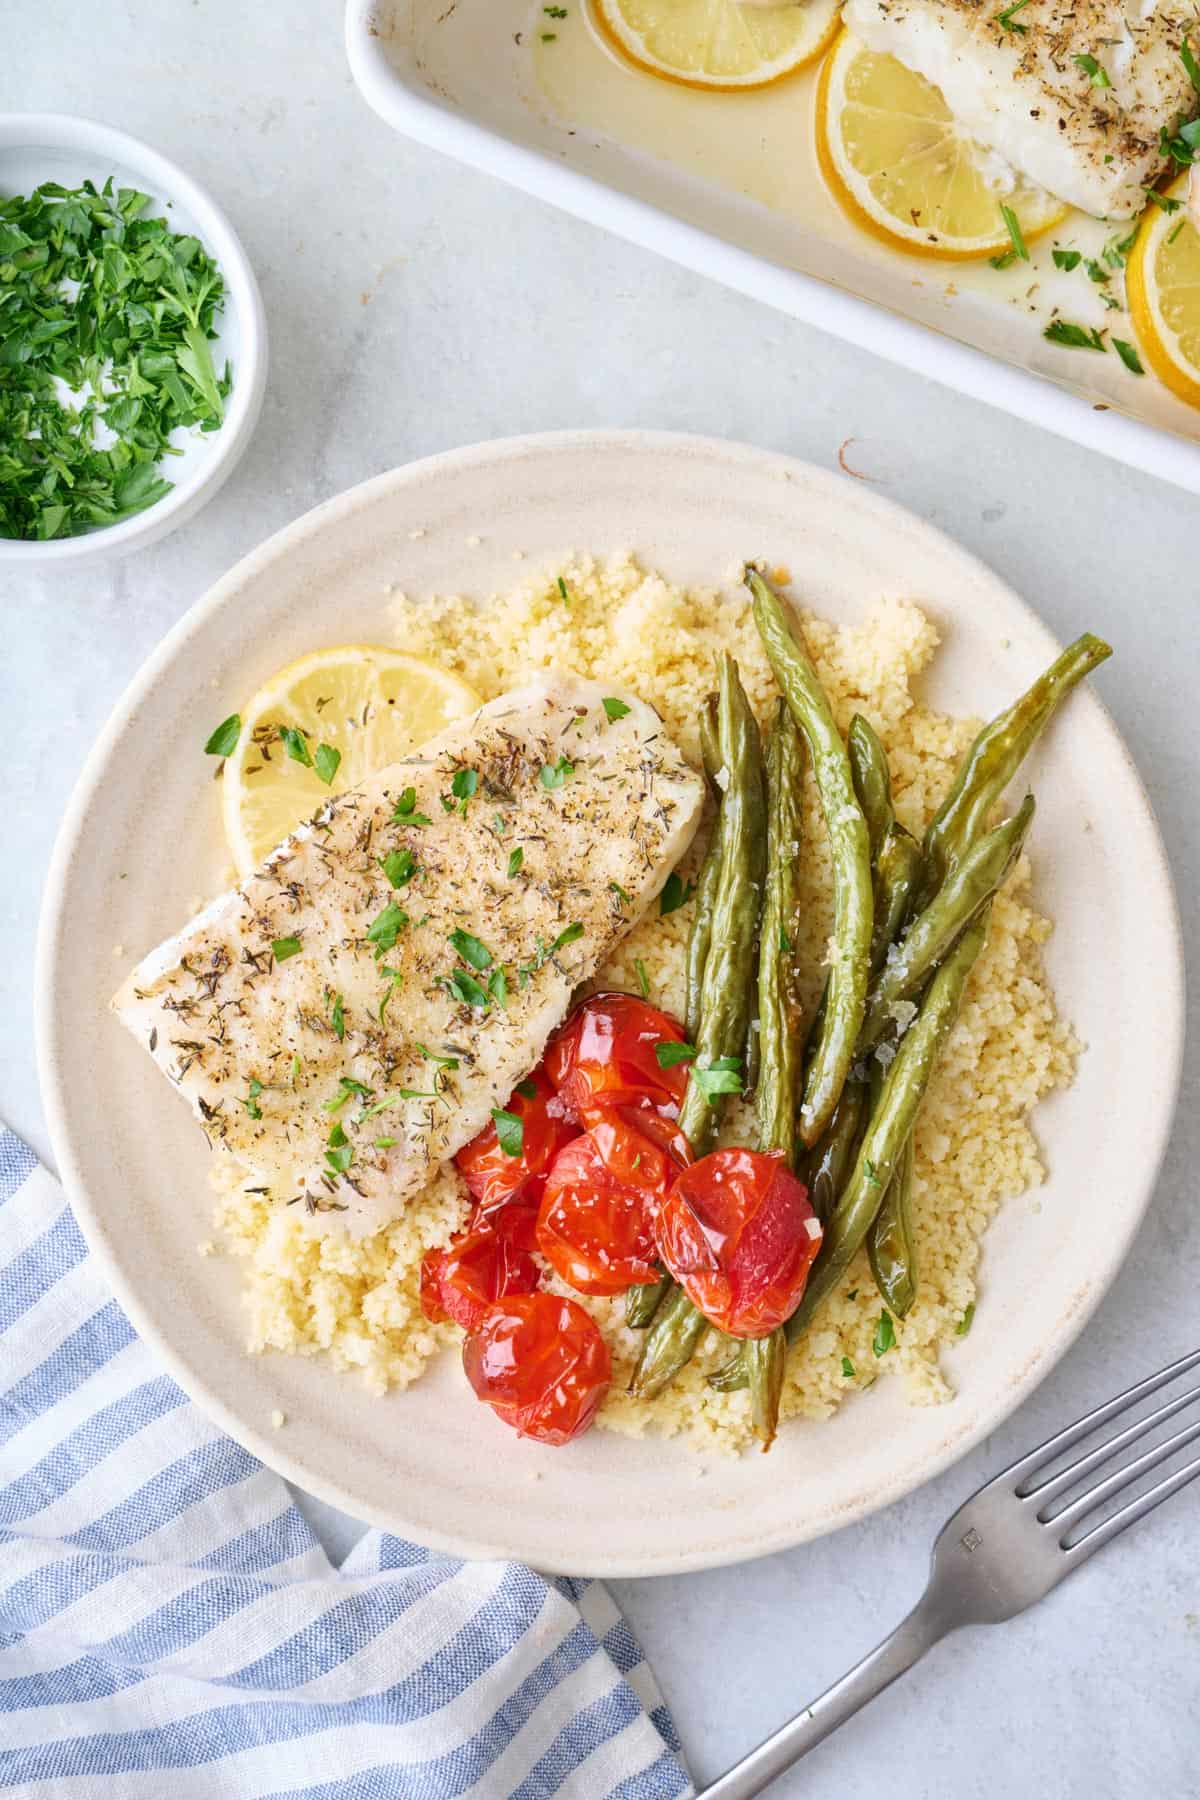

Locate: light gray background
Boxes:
[3,4,1197,1795]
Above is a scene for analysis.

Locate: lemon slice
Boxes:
[817,29,1068,259]
[1126,177,1200,410]
[594,0,841,90]
[221,646,481,875]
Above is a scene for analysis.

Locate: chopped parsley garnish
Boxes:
[366,901,408,956]
[1084,257,1110,284]
[328,1120,348,1148]
[1043,319,1106,351]
[442,968,490,1008]
[359,1094,402,1118]
[557,575,570,602]
[1144,188,1183,213]
[314,743,341,786]
[873,1309,896,1356]
[956,1302,976,1336]
[635,958,650,1000]
[544,4,567,15]
[1169,219,1187,244]
[864,1157,882,1188]
[448,927,493,970]
[548,921,584,957]
[374,1136,398,1150]
[393,786,432,826]
[418,1043,460,1069]
[205,713,241,757]
[279,726,313,768]
[1113,337,1145,375]
[1052,247,1082,271]
[1073,52,1111,87]
[451,768,478,806]
[397,1087,438,1101]
[328,990,345,1041]
[323,1076,371,1113]
[602,696,631,721]
[1181,34,1200,93]
[380,848,417,889]
[841,1355,856,1378]
[325,1141,354,1175]
[1161,119,1200,166]
[515,1077,539,1100]
[999,203,1030,262]
[378,966,402,1024]
[994,0,1030,32]
[489,966,509,1009]
[539,755,574,790]
[507,846,525,878]
[242,1078,264,1120]
[655,1041,697,1069]
[492,1108,525,1156]
[659,871,696,915]
[609,880,631,905]
[780,927,792,952]
[692,1055,743,1099]
[0,178,232,542]
[272,935,302,962]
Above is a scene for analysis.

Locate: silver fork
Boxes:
[699,1346,1200,1800]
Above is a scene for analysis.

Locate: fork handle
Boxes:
[696,1597,949,1800]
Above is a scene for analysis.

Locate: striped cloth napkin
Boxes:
[0,1126,692,1799]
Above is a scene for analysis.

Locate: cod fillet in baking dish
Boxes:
[842,0,1200,217]
[113,670,705,1237]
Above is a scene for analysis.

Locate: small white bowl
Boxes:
[0,114,267,568]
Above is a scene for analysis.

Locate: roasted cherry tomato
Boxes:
[544,992,690,1126]
[536,1124,664,1296]
[655,1148,822,1339]
[463,1293,611,1445]
[454,1066,580,1215]
[419,1227,540,1332]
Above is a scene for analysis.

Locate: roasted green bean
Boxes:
[803,1077,868,1225]
[747,1330,786,1451]
[677,655,767,1154]
[786,908,990,1346]
[756,699,805,1164]
[684,697,724,1041]
[868,1133,917,1317]
[847,714,894,862]
[631,657,766,1400]
[746,567,873,1148]
[625,1273,670,1329]
[870,825,923,975]
[858,794,1034,1051]
[918,634,1110,907]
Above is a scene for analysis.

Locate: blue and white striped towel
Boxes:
[0,1126,691,1798]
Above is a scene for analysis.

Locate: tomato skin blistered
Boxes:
[454,1065,580,1215]
[420,1228,540,1332]
[463,1293,612,1444]
[536,1124,666,1296]
[656,1147,822,1338]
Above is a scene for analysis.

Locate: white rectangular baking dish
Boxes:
[346,0,1200,495]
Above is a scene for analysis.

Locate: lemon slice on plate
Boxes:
[1126,177,1200,409]
[593,0,841,90]
[221,645,481,875]
[817,30,1068,259]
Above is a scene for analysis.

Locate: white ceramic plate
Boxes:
[0,114,267,567]
[37,431,1183,1577]
[345,0,1200,498]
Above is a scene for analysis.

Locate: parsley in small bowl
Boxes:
[0,114,267,564]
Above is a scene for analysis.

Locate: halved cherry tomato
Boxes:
[455,1066,580,1215]
[419,1227,540,1332]
[655,1148,822,1339]
[463,1293,611,1445]
[545,992,690,1124]
[537,1124,664,1296]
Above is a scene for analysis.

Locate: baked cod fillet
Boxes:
[842,0,1199,217]
[114,671,704,1236]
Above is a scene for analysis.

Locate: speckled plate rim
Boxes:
[36,429,1185,1575]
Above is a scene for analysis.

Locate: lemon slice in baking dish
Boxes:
[817,30,1068,259]
[221,645,481,875]
[593,0,841,90]
[1126,176,1200,409]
